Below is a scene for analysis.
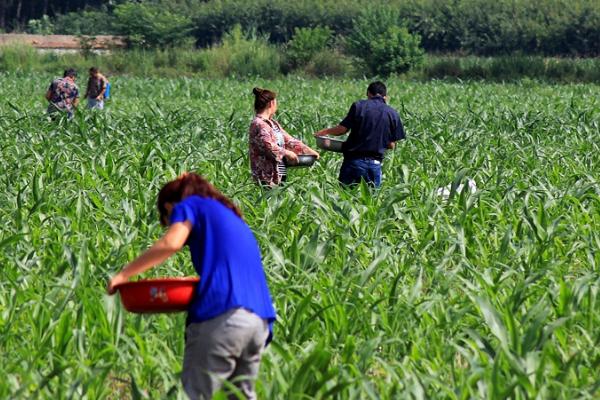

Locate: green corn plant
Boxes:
[0,74,598,399]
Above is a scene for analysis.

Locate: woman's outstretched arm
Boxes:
[107,221,192,294]
[279,124,320,158]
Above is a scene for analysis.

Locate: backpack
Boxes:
[104,82,111,100]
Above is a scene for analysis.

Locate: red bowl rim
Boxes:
[116,277,200,290]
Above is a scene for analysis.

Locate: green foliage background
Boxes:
[12,0,600,78]
[3,43,600,82]
[345,7,424,75]
[0,74,599,398]
[18,0,600,57]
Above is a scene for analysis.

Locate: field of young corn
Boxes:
[0,74,598,399]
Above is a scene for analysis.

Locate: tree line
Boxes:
[3,0,599,57]
[0,0,106,30]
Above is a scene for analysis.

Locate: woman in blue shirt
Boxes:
[108,172,276,400]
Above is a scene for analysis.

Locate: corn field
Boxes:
[0,74,599,399]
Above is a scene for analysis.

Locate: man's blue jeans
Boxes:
[338,158,382,187]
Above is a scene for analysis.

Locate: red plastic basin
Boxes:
[116,277,200,313]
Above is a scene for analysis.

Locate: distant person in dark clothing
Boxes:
[45,68,79,119]
[85,67,109,110]
[314,81,405,187]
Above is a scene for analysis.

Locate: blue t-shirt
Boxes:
[340,96,405,160]
[170,196,276,340]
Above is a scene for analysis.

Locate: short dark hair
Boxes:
[63,68,77,78]
[367,81,386,96]
[89,67,99,74]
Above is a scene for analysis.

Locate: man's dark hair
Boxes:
[63,68,77,78]
[89,67,99,74]
[367,81,386,97]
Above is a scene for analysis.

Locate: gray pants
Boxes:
[87,98,104,109]
[47,104,73,119]
[182,308,269,400]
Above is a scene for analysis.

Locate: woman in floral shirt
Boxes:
[248,87,319,186]
[45,68,79,119]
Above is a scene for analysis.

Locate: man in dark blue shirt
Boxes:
[315,81,405,187]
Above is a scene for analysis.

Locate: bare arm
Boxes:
[45,90,52,101]
[314,125,348,137]
[107,221,192,294]
[387,142,396,150]
[280,127,320,159]
[72,86,81,108]
[303,146,320,158]
[97,76,108,99]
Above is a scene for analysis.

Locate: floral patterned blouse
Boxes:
[248,116,311,186]
[47,77,79,113]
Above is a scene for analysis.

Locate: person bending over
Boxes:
[45,68,79,119]
[108,173,276,399]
